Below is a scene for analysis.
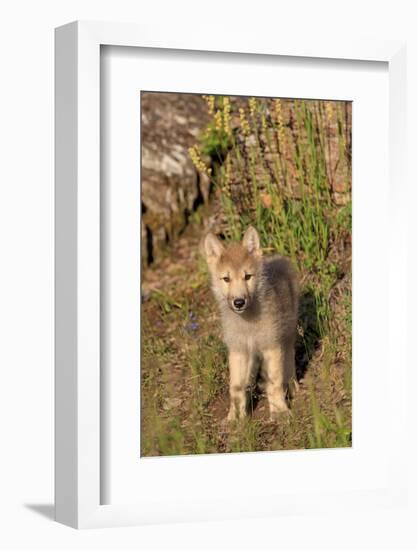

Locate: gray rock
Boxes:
[141,92,210,265]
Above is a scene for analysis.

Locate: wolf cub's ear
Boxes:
[204,232,224,262]
[242,226,262,256]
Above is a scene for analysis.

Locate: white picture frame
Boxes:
[55,21,407,529]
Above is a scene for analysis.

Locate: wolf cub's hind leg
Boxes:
[227,351,251,422]
[263,346,293,421]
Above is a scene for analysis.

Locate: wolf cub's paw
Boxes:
[269,401,290,422]
[226,408,246,423]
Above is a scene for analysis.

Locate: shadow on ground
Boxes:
[295,289,322,381]
[24,503,55,521]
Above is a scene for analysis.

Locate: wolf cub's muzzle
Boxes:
[232,297,248,313]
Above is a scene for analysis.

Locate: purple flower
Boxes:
[185,321,199,332]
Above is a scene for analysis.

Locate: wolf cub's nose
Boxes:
[233,298,246,309]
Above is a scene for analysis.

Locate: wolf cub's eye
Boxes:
[222,276,231,283]
[244,273,253,281]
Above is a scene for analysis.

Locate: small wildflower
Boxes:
[226,155,232,181]
[223,96,231,136]
[185,321,199,332]
[202,95,215,115]
[248,97,257,117]
[214,109,223,132]
[220,156,232,196]
[239,107,250,136]
[274,98,282,121]
[188,145,211,176]
[274,98,286,144]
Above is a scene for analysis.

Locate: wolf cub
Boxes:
[204,226,299,422]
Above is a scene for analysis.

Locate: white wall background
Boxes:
[0,1,416,548]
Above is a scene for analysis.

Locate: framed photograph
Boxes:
[55,21,407,528]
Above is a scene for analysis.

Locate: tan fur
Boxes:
[204,226,299,421]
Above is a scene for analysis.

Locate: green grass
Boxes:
[141,95,352,456]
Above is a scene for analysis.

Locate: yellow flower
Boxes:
[274,99,286,144]
[214,110,223,132]
[274,99,283,124]
[223,97,231,136]
[239,107,250,136]
[220,156,232,196]
[249,97,257,117]
[202,95,215,115]
[188,146,211,176]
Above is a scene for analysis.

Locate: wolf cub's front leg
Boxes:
[263,346,292,421]
[227,350,251,422]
